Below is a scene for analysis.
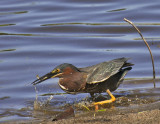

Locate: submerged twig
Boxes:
[124,18,156,88]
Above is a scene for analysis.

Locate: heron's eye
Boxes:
[56,68,60,73]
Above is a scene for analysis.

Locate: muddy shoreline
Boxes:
[4,101,160,124]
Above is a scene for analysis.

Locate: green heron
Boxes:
[32,58,133,109]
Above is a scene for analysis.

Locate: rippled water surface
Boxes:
[0,0,160,122]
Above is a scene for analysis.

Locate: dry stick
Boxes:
[124,18,156,88]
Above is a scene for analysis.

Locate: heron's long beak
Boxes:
[31,70,61,85]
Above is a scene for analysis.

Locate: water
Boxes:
[0,0,160,122]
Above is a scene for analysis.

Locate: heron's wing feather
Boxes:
[79,58,130,84]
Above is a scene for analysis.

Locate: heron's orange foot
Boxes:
[93,89,116,111]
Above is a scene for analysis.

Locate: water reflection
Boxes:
[0,11,28,16]
[0,96,10,100]
[0,49,16,52]
[0,24,15,26]
[107,8,126,12]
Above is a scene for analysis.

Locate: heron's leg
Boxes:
[90,92,96,101]
[94,89,116,111]
[90,92,94,98]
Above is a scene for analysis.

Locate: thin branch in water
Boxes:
[124,18,156,88]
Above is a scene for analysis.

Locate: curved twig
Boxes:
[124,18,156,88]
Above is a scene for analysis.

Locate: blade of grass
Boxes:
[124,18,156,88]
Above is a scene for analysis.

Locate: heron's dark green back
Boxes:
[79,58,133,84]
